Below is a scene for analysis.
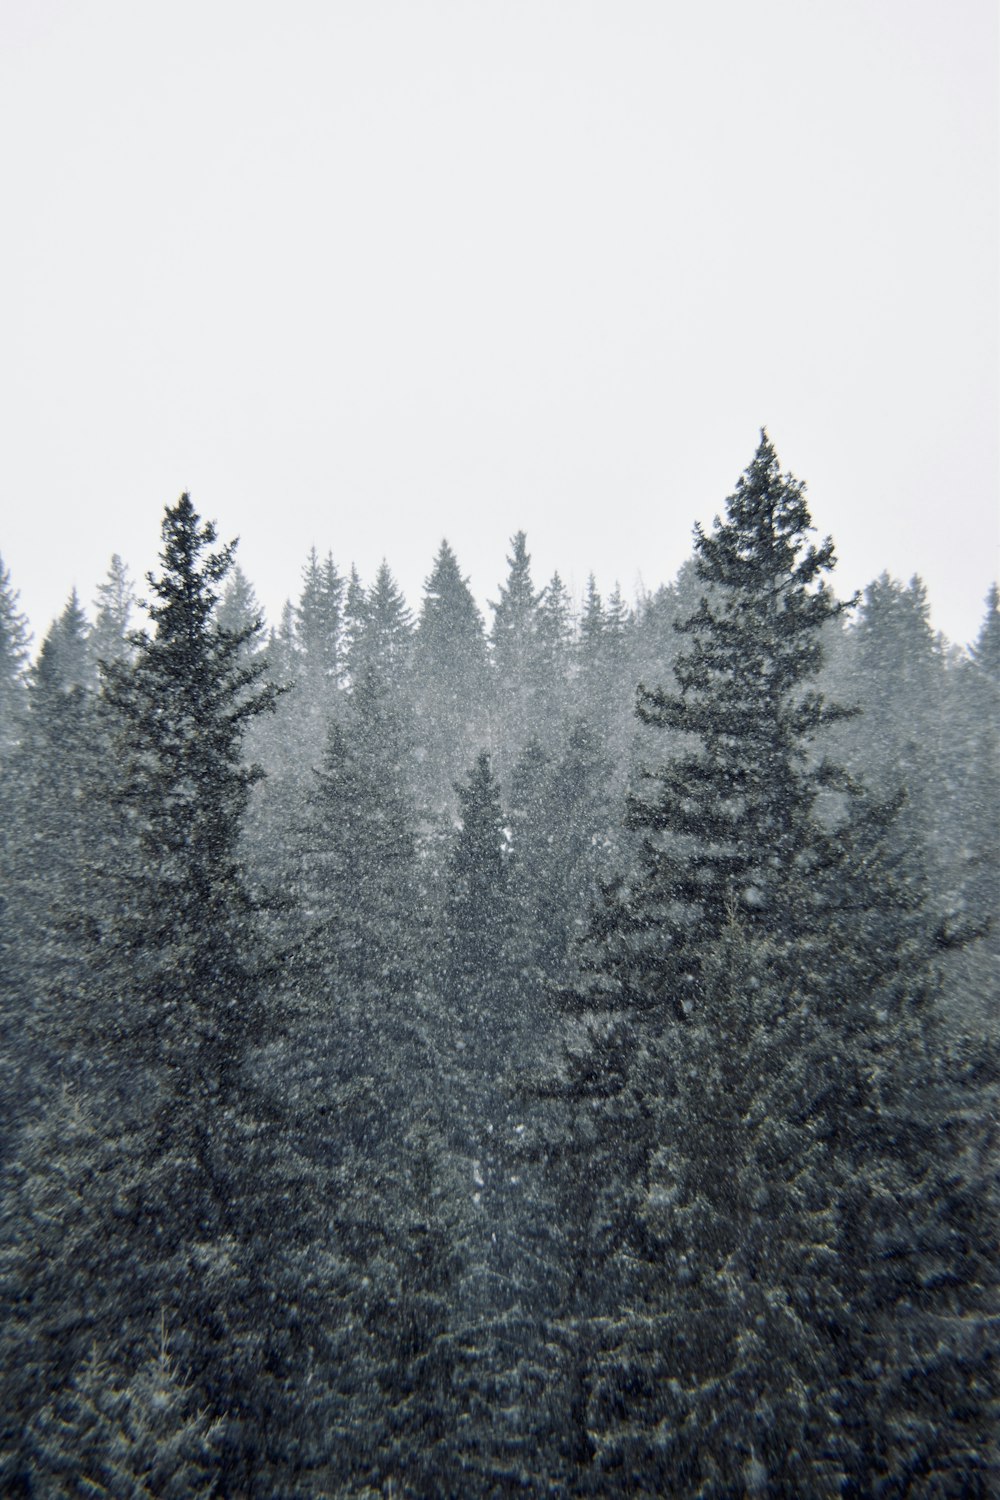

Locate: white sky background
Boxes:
[1,0,997,650]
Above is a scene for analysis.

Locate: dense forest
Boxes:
[1,434,997,1498]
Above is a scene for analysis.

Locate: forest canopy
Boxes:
[0,435,997,1497]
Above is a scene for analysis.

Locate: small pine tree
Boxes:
[413,540,490,808]
[490,531,541,769]
[584,430,855,1018]
[0,553,31,754]
[90,553,135,671]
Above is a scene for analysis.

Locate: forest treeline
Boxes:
[0,434,997,1497]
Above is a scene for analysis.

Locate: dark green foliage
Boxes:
[1,496,344,1495]
[0,552,31,753]
[838,574,947,870]
[509,720,618,990]
[413,539,490,809]
[531,434,998,1496]
[442,751,519,1078]
[490,531,542,769]
[938,586,1000,1024]
[38,590,94,693]
[583,431,854,1018]
[22,1322,222,1498]
[0,595,110,1142]
[2,459,996,1497]
[96,495,281,1076]
[969,582,1000,680]
[291,665,421,1033]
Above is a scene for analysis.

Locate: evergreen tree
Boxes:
[39,590,94,692]
[533,571,575,730]
[216,564,264,653]
[578,575,634,747]
[95,497,280,1078]
[348,560,413,692]
[343,562,368,671]
[434,751,541,1489]
[969,581,1000,679]
[0,593,108,1152]
[413,540,490,809]
[441,752,519,1089]
[293,666,421,1024]
[295,545,345,692]
[841,573,947,870]
[0,553,31,755]
[1,496,345,1495]
[490,531,541,770]
[585,431,854,1017]
[943,584,1000,1023]
[540,434,999,1496]
[267,597,298,685]
[89,552,135,671]
[509,719,617,991]
[24,1323,222,1498]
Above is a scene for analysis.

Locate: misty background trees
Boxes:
[0,437,997,1497]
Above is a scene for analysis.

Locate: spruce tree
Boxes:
[490,531,541,770]
[96,496,280,1081]
[0,553,31,755]
[295,545,345,693]
[89,552,135,671]
[1,497,346,1495]
[585,430,854,1018]
[348,560,413,691]
[413,539,490,809]
[545,433,999,1496]
[533,571,575,731]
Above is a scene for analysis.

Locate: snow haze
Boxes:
[1,0,996,648]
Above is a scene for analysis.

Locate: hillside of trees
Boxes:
[1,434,997,1497]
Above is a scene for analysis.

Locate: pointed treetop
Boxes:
[0,553,31,682]
[143,494,235,639]
[91,553,135,669]
[970,582,1000,680]
[416,539,487,665]
[35,589,93,695]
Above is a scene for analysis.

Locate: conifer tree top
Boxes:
[693,430,842,608]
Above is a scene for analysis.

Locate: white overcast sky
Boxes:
[1,0,997,650]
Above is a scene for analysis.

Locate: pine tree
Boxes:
[3,595,101,1017]
[0,593,109,1158]
[543,433,999,1496]
[1,497,347,1495]
[490,531,541,770]
[39,590,94,692]
[533,571,575,730]
[347,560,413,692]
[585,430,855,1018]
[413,539,490,809]
[216,564,264,653]
[940,585,1000,1020]
[0,553,31,755]
[96,496,280,1081]
[89,552,135,671]
[841,574,946,865]
[969,582,1000,680]
[24,1324,222,1498]
[295,545,345,692]
[509,719,617,991]
[293,665,421,1026]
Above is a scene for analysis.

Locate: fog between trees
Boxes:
[1,434,997,1497]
